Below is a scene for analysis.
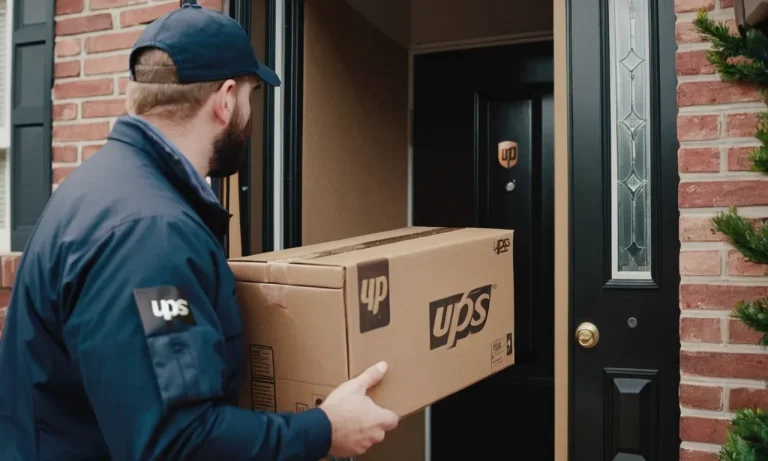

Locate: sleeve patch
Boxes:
[133,286,197,337]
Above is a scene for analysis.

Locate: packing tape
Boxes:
[266,262,290,284]
[259,283,287,308]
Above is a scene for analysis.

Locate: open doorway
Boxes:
[227,0,681,459]
[275,1,556,459]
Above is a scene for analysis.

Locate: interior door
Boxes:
[569,0,680,458]
[413,41,555,459]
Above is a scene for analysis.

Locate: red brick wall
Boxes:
[676,1,768,459]
[0,0,224,335]
[0,254,22,340]
[52,0,223,189]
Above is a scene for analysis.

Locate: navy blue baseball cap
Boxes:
[129,1,280,87]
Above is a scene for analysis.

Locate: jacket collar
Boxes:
[108,115,231,241]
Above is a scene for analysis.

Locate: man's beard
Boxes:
[208,107,252,178]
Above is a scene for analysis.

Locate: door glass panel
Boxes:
[609,0,652,279]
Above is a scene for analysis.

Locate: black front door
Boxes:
[413,41,555,459]
[569,0,680,458]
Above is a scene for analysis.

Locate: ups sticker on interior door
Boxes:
[357,258,390,333]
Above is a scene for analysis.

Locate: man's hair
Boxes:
[126,48,254,120]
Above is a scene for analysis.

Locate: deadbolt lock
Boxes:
[575,322,599,349]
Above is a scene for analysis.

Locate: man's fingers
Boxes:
[353,361,388,391]
[371,429,386,444]
[378,408,399,431]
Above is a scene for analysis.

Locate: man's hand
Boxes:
[320,361,399,457]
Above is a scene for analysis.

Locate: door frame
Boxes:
[229,0,572,458]
[227,0,679,459]
[226,0,282,255]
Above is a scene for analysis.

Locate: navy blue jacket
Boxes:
[0,115,332,460]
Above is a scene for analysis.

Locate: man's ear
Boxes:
[212,79,238,126]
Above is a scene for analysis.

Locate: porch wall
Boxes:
[0,0,222,336]
[675,0,768,459]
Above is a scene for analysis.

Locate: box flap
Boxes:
[229,227,462,288]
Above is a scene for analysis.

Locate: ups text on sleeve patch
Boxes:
[133,286,197,337]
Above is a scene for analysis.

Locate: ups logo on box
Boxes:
[357,258,390,333]
[429,285,492,350]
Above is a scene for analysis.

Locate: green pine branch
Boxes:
[712,208,768,266]
[719,409,768,461]
[733,298,768,345]
[749,113,768,173]
[693,10,768,85]
[696,10,768,460]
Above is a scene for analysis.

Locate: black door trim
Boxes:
[10,0,55,251]
[229,0,277,254]
[282,0,304,249]
[230,0,252,255]
[261,0,277,252]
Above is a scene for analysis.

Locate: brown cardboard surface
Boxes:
[233,226,515,421]
[357,410,425,461]
[302,0,408,245]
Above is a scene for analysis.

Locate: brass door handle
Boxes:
[575,322,599,348]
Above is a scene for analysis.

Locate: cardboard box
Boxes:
[229,226,515,420]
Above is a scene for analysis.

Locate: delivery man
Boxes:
[0,2,397,460]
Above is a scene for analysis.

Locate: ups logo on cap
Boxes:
[357,258,390,333]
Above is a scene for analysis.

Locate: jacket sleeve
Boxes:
[61,216,332,461]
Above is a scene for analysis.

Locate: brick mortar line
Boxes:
[680,407,733,419]
[52,94,127,105]
[677,75,720,83]
[55,49,132,61]
[676,43,712,52]
[52,117,122,126]
[679,139,762,148]
[721,246,728,279]
[680,242,727,250]
[679,172,765,181]
[55,72,130,84]
[679,441,723,453]
[681,276,768,285]
[675,9,734,23]
[678,104,767,115]
[52,161,82,168]
[54,1,177,21]
[54,25,146,42]
[718,145,728,173]
[679,208,768,218]
[681,310,738,318]
[681,342,768,353]
[682,373,768,387]
[680,378,749,387]
[53,142,105,147]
